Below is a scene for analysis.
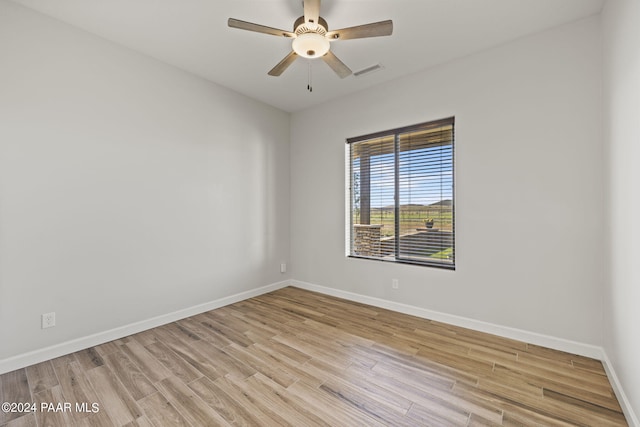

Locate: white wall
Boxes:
[291,17,603,345]
[0,2,290,363]
[603,0,640,422]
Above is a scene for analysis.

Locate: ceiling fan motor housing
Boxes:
[293,16,328,35]
[292,16,330,58]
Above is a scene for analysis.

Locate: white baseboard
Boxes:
[0,280,291,375]
[291,280,604,359]
[601,352,640,427]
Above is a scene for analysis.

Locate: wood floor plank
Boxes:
[120,340,172,384]
[2,287,628,426]
[272,332,353,371]
[433,321,529,353]
[73,409,117,427]
[190,340,256,380]
[128,330,159,347]
[144,341,203,384]
[516,351,612,388]
[303,318,375,348]
[175,316,231,349]
[198,312,254,347]
[253,295,327,320]
[213,308,279,343]
[152,326,227,381]
[415,343,496,378]
[525,343,603,372]
[50,356,104,424]
[162,322,202,343]
[243,373,331,427]
[371,336,422,357]
[121,416,155,427]
[154,376,230,427]
[479,375,621,426]
[225,305,281,334]
[138,392,190,427]
[185,314,235,349]
[253,339,312,365]
[212,375,294,427]
[287,380,388,427]
[0,369,32,425]
[85,365,142,426]
[188,375,270,426]
[501,401,585,427]
[467,412,504,427]
[406,400,471,427]
[33,385,75,427]
[223,343,297,388]
[495,359,615,398]
[233,299,307,325]
[318,378,415,427]
[493,363,622,412]
[371,357,457,391]
[374,346,480,387]
[1,413,37,427]
[75,347,105,370]
[103,351,157,400]
[543,388,628,425]
[25,361,58,395]
[94,342,120,357]
[350,362,503,425]
[248,341,324,388]
[329,365,414,413]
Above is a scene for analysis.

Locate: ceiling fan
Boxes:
[228,0,393,79]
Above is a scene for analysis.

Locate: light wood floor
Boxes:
[0,287,628,426]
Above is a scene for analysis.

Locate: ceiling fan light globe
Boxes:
[292,33,330,58]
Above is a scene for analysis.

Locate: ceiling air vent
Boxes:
[353,63,383,77]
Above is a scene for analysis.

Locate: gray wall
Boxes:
[603,0,640,422]
[290,16,604,345]
[0,2,290,361]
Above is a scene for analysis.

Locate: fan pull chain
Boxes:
[307,61,313,92]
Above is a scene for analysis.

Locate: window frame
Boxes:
[346,117,455,270]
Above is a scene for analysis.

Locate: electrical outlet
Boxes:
[42,312,56,329]
[392,279,399,289]
[280,263,287,273]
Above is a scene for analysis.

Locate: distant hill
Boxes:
[428,199,453,207]
[375,200,452,211]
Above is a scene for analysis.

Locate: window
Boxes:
[346,117,455,269]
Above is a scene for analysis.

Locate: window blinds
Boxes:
[347,117,455,269]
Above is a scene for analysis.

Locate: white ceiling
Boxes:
[11,0,604,112]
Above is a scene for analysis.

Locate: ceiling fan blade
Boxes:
[228,18,295,38]
[268,51,299,76]
[326,20,393,41]
[303,0,321,25]
[322,50,352,79]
